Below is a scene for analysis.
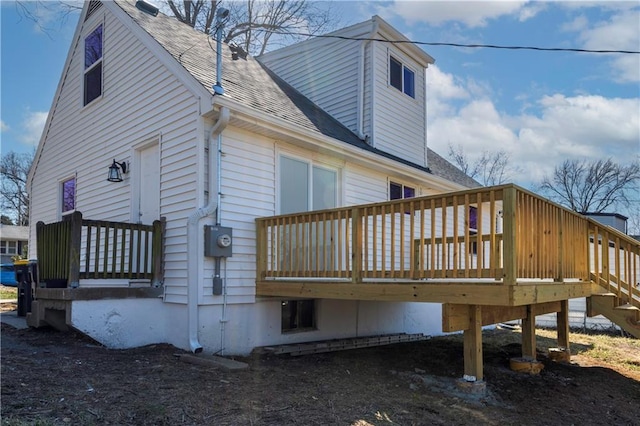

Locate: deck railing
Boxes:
[256,184,636,293]
[589,220,640,307]
[36,211,165,288]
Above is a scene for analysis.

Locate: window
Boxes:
[468,206,478,255]
[389,181,415,200]
[279,155,337,214]
[389,56,415,98]
[281,299,315,332]
[84,24,103,105]
[62,178,76,214]
[0,241,18,255]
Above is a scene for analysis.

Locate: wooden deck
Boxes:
[256,184,640,381]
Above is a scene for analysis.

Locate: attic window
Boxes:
[84,24,103,106]
[389,56,415,98]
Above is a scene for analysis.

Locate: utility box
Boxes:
[204,225,233,258]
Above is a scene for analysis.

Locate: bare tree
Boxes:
[447,144,516,186]
[13,1,80,36]
[0,151,34,226]
[539,158,640,214]
[166,0,336,56]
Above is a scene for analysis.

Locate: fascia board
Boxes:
[211,96,465,193]
[374,16,435,67]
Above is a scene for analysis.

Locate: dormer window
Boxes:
[389,56,415,98]
[84,24,103,105]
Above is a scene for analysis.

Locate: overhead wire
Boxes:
[267,30,640,55]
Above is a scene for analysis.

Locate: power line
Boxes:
[271,31,640,55]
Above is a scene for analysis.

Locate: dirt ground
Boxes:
[1,303,639,426]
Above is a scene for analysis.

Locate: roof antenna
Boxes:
[213,8,230,96]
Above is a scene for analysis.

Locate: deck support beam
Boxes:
[462,305,483,382]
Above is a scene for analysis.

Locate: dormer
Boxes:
[258,16,434,168]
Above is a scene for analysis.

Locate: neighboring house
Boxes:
[27,1,478,354]
[0,225,28,264]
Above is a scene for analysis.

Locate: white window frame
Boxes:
[60,175,77,218]
[389,180,416,201]
[388,54,416,98]
[83,21,104,106]
[0,241,18,255]
[276,152,341,215]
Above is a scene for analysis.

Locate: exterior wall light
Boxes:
[107,160,128,182]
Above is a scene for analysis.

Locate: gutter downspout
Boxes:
[356,19,380,141]
[186,106,230,353]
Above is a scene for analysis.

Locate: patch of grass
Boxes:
[535,328,640,374]
[0,286,17,300]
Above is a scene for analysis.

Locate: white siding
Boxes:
[371,42,426,166]
[259,38,362,134]
[29,9,201,302]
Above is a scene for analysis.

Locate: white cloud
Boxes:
[20,111,48,147]
[379,1,531,27]
[563,8,640,83]
[427,67,640,184]
[0,120,8,132]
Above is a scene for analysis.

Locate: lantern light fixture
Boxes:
[107,159,128,182]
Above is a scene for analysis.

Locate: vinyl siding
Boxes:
[259,38,362,135]
[202,128,276,304]
[29,9,201,302]
[371,42,426,167]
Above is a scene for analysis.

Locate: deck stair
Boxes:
[587,292,640,338]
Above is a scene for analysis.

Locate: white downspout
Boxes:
[357,20,379,141]
[186,106,230,353]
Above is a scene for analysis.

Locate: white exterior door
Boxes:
[137,144,160,224]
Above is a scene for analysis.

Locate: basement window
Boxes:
[84,24,103,105]
[281,300,315,333]
[389,56,415,98]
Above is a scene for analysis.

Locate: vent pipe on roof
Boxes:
[213,8,230,95]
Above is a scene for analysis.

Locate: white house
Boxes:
[27,0,491,355]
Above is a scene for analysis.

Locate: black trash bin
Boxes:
[15,260,36,317]
[17,281,32,317]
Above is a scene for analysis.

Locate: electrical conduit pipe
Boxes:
[186,106,230,353]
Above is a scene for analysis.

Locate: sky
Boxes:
[1,1,639,212]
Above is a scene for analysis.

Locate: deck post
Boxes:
[151,217,166,287]
[352,207,362,284]
[556,211,564,282]
[549,299,572,362]
[510,304,544,374]
[68,211,83,288]
[502,186,517,285]
[521,305,537,359]
[462,305,483,382]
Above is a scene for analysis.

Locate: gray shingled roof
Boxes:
[113,0,479,188]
